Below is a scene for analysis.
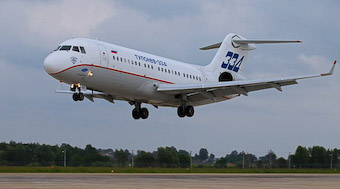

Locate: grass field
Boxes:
[0,166,339,173]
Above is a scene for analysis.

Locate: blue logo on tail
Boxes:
[221,51,244,72]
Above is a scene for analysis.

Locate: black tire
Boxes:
[132,108,141,120]
[177,106,186,118]
[140,108,149,119]
[78,93,84,101]
[185,105,194,117]
[72,93,79,101]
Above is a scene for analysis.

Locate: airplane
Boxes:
[43,33,336,120]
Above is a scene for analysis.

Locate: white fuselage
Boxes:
[44,38,238,107]
[43,34,335,119]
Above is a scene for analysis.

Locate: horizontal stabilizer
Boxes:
[232,39,302,45]
[200,42,222,50]
[200,39,301,50]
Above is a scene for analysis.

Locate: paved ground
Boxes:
[0,173,340,189]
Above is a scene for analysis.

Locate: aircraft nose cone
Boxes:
[43,54,59,75]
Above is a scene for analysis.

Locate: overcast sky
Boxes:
[0,0,339,158]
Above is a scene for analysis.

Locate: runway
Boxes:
[1,173,340,189]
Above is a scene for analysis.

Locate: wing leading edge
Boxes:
[157,61,336,98]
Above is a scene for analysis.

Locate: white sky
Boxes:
[0,0,339,158]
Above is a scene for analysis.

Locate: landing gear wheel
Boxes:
[78,92,84,101]
[140,108,149,119]
[132,108,141,120]
[177,106,186,118]
[72,93,79,101]
[185,105,194,117]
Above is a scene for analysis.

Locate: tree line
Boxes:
[0,141,338,168]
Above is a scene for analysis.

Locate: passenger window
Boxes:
[113,56,115,60]
[80,46,86,54]
[161,68,164,72]
[151,65,153,69]
[158,67,160,71]
[124,58,126,62]
[128,59,130,63]
[147,65,150,69]
[72,46,80,52]
[178,72,180,75]
[139,62,141,66]
[144,64,146,67]
[60,45,71,51]
[120,58,123,62]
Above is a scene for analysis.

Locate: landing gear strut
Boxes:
[177,105,194,118]
[71,84,84,102]
[132,102,149,120]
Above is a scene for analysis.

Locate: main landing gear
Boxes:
[177,105,194,118]
[132,102,149,120]
[71,84,84,102]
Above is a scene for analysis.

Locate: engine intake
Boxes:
[218,72,233,82]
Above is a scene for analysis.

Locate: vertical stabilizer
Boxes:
[202,34,252,75]
[202,33,301,78]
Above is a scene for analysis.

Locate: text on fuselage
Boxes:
[135,55,167,67]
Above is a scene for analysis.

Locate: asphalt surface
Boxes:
[0,173,340,188]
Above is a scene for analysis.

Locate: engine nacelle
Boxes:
[218,72,234,82]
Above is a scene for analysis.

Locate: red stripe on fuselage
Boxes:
[50,64,175,84]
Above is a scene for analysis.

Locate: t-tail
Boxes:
[201,33,301,81]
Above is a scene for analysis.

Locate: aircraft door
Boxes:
[97,44,108,67]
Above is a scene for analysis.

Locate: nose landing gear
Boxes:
[71,84,84,102]
[131,102,149,120]
[177,105,194,118]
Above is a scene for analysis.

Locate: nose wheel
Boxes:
[72,92,84,101]
[177,105,194,118]
[132,102,149,120]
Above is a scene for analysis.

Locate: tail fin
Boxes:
[202,33,301,75]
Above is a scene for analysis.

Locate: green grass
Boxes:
[0,166,339,173]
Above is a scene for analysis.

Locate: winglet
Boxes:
[321,60,336,76]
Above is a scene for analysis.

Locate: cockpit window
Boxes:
[60,45,72,51]
[80,46,86,54]
[53,46,61,51]
[72,46,80,52]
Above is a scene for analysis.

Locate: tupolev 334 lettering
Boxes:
[43,33,336,119]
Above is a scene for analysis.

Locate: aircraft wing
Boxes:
[157,61,336,100]
[56,89,115,103]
